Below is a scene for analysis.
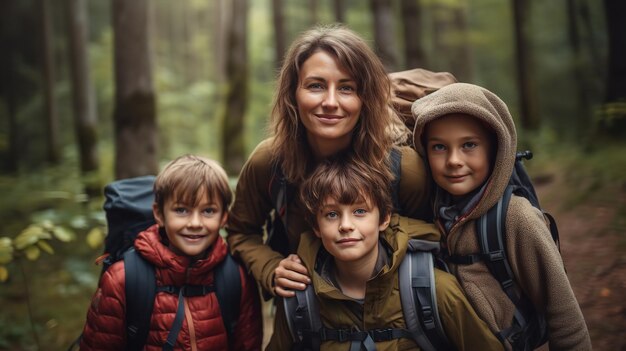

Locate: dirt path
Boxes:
[536,181,626,350]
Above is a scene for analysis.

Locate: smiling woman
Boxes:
[225,24,433,302]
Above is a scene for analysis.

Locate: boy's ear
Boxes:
[378,213,391,231]
[313,227,322,238]
[219,212,229,228]
[152,203,164,226]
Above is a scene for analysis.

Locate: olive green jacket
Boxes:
[226,138,432,296]
[267,215,503,351]
[412,83,591,350]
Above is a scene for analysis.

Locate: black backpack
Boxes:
[282,238,454,351]
[71,176,243,351]
[448,151,560,351]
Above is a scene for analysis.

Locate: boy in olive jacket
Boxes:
[267,153,502,351]
[411,83,591,350]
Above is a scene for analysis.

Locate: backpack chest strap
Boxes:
[157,284,215,297]
[308,327,413,350]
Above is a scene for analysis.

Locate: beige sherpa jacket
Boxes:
[411,83,591,350]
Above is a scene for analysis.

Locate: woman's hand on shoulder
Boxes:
[273,254,311,297]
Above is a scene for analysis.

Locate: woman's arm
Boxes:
[397,146,433,221]
[226,139,310,296]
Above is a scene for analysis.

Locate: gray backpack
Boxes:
[283,239,455,351]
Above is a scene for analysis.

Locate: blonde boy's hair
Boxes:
[300,152,393,229]
[153,155,232,212]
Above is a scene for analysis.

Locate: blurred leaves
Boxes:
[0,221,75,281]
[86,227,105,249]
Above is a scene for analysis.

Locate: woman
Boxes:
[226,25,431,298]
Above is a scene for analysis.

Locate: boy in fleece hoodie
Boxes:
[411,83,591,350]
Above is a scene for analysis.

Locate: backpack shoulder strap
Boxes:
[283,284,322,351]
[123,248,156,351]
[476,185,549,348]
[399,239,454,351]
[214,252,243,343]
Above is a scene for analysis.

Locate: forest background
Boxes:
[0,0,625,350]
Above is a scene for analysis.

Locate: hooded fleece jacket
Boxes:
[411,82,591,350]
[79,225,263,351]
[267,214,504,351]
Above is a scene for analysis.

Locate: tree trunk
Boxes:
[310,0,319,26]
[272,0,286,69]
[112,0,158,179]
[600,0,626,135]
[334,0,346,23]
[40,0,60,164]
[221,0,248,175]
[214,0,231,83]
[604,0,626,103]
[565,0,593,137]
[400,0,427,69]
[449,2,473,82]
[66,0,99,176]
[512,0,539,130]
[370,0,398,71]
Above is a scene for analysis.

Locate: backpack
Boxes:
[448,151,560,351]
[282,238,454,351]
[70,176,243,351]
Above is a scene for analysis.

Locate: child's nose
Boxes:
[187,212,202,227]
[339,217,354,232]
[447,149,463,167]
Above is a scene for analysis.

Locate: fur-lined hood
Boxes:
[411,82,517,220]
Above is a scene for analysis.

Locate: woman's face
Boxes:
[296,51,363,157]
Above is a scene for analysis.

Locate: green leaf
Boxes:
[24,245,41,260]
[37,240,54,255]
[0,266,8,282]
[0,237,13,264]
[86,227,105,249]
[52,226,75,242]
[14,225,51,249]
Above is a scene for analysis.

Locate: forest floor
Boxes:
[533,172,626,350]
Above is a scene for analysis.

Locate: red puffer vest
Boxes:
[80,225,263,351]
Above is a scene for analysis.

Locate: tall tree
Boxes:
[40,0,60,164]
[600,0,626,135]
[371,0,399,71]
[272,0,286,69]
[566,0,594,136]
[333,0,346,23]
[66,0,99,178]
[432,1,473,81]
[603,1,626,103]
[512,0,540,130]
[112,0,157,179]
[221,0,248,175]
[401,0,427,69]
[310,0,319,26]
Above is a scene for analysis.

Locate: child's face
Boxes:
[314,196,390,264]
[425,114,493,197]
[153,189,227,260]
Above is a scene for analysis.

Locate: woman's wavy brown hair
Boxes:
[270,24,407,184]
